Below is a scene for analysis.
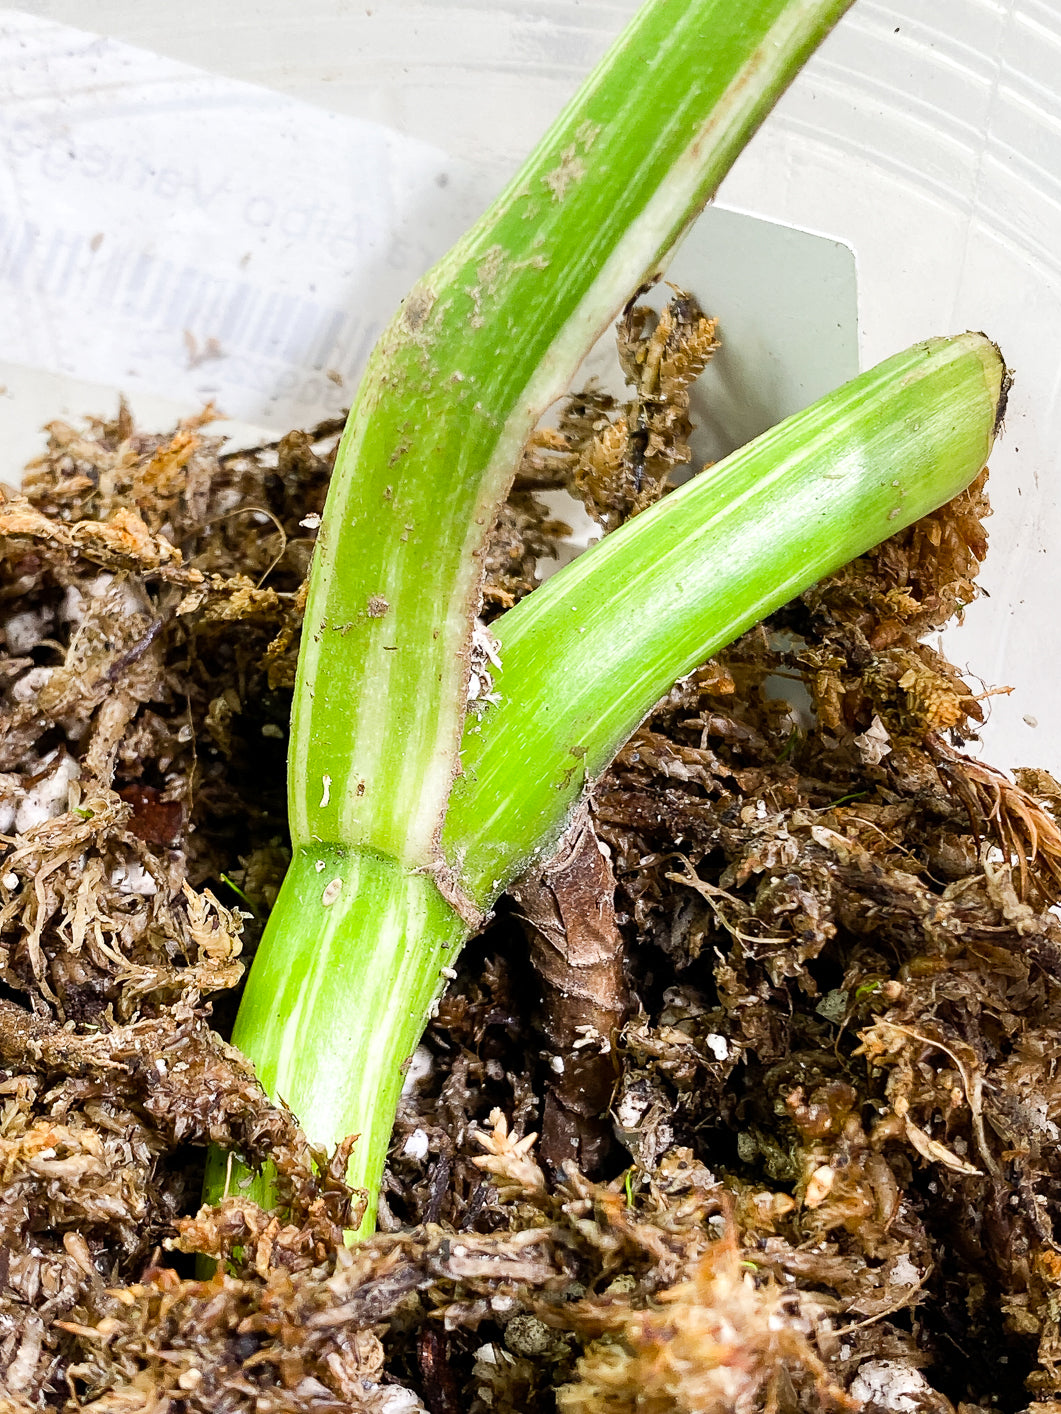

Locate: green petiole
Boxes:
[447,335,1005,900]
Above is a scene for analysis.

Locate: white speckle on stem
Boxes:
[321,878,342,906]
[319,774,331,808]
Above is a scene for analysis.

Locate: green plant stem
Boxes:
[224,335,1004,1236]
[217,0,859,1229]
[446,333,1006,901]
[228,849,464,1233]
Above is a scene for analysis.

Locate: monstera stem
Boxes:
[224,327,1004,1234]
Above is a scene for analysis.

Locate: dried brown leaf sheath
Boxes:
[509,809,629,1175]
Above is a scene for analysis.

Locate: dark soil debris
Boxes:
[1,294,1060,1412]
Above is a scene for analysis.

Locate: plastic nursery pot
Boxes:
[1,0,1059,774]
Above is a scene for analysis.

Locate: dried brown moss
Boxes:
[3,295,1061,1411]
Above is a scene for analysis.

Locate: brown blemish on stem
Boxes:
[399,285,436,336]
[543,145,588,201]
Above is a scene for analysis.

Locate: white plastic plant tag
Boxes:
[0,9,488,436]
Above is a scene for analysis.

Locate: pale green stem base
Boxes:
[214,848,468,1236]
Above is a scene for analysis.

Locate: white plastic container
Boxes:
[3,0,1059,774]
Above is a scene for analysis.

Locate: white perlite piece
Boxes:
[402,1128,429,1160]
[12,666,53,706]
[4,607,52,654]
[62,573,152,628]
[400,1044,434,1096]
[14,750,80,833]
[855,713,892,766]
[615,1090,650,1131]
[110,861,158,897]
[890,1254,920,1286]
[0,775,21,836]
[365,1389,428,1414]
[849,1361,932,1412]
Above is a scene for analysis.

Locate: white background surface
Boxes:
[3,0,1061,779]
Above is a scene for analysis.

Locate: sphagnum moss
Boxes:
[3,306,1056,1411]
